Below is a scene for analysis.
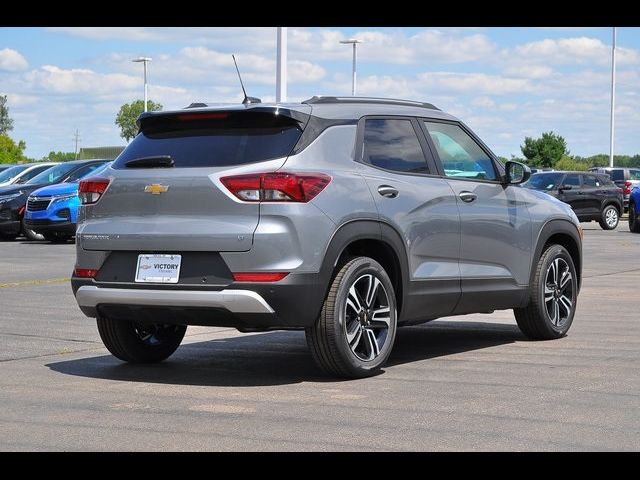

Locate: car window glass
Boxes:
[362,119,429,174]
[26,163,77,185]
[583,175,597,187]
[17,165,54,183]
[66,163,108,182]
[630,170,640,180]
[523,173,562,191]
[609,169,624,181]
[564,174,581,187]
[0,165,27,183]
[423,122,497,181]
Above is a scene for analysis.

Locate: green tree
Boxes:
[555,155,588,171]
[0,95,14,135]
[520,132,568,168]
[0,134,26,164]
[115,99,162,142]
[43,151,77,162]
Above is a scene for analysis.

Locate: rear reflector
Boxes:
[74,268,98,279]
[78,177,111,205]
[221,172,331,203]
[233,272,289,283]
[623,181,632,195]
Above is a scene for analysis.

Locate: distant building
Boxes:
[78,146,125,160]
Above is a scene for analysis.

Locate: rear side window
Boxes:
[424,121,497,181]
[113,111,303,169]
[362,119,429,174]
[583,175,597,187]
[609,169,625,181]
[564,174,581,187]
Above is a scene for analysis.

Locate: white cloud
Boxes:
[510,37,639,66]
[0,48,28,71]
[25,65,139,94]
[417,72,535,95]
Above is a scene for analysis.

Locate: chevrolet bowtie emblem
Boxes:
[144,184,169,195]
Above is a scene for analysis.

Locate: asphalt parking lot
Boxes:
[1,222,639,451]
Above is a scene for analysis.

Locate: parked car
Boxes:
[589,167,640,212]
[24,161,112,242]
[0,160,111,241]
[71,96,582,378]
[629,186,640,233]
[523,171,623,230]
[0,162,58,188]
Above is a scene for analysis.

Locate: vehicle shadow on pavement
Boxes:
[46,320,523,387]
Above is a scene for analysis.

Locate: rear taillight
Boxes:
[73,268,98,278]
[623,181,632,195]
[78,177,111,205]
[233,272,289,282]
[220,172,331,203]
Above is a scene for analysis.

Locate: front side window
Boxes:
[362,119,429,174]
[424,122,497,181]
[523,173,563,191]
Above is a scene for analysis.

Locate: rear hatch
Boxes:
[78,106,310,252]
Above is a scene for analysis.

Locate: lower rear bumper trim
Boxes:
[75,286,274,314]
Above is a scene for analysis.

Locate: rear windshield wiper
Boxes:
[125,156,174,168]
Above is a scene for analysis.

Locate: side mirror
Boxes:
[505,161,531,185]
[559,184,573,192]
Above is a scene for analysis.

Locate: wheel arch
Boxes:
[531,219,583,291]
[319,220,409,317]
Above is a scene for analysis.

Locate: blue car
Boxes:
[630,186,640,233]
[24,161,111,241]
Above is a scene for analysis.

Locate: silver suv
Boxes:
[72,96,583,378]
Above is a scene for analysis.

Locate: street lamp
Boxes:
[339,39,362,96]
[132,56,152,112]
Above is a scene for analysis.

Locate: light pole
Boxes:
[340,39,362,96]
[609,27,617,168]
[132,56,152,112]
[276,27,288,102]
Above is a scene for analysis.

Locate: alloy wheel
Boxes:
[344,274,392,361]
[544,258,574,327]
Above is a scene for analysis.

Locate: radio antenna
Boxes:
[232,55,261,105]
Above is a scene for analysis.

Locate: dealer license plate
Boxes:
[135,254,182,284]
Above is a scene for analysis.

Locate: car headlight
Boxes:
[51,194,78,203]
[0,192,23,204]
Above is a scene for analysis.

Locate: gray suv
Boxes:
[72,96,583,378]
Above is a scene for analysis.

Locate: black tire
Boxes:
[21,219,44,241]
[629,203,640,233]
[305,257,398,379]
[96,317,186,363]
[599,204,619,230]
[514,244,578,340]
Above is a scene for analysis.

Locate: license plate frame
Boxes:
[134,254,182,284]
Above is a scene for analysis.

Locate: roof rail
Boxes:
[302,96,440,110]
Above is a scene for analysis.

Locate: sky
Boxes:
[1,27,639,160]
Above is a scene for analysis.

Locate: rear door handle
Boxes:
[378,185,399,198]
[459,191,477,203]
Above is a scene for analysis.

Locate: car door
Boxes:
[422,120,532,314]
[558,173,583,215]
[356,116,461,322]
[581,174,603,217]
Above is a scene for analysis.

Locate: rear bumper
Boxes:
[71,272,327,330]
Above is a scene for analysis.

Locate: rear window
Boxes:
[609,169,624,181]
[112,111,303,169]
